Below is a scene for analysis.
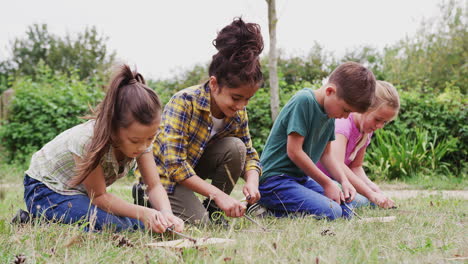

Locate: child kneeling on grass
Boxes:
[18,65,184,233]
[317,80,399,209]
[134,18,264,225]
[253,62,376,220]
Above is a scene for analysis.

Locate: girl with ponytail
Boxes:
[134,18,264,224]
[22,65,184,233]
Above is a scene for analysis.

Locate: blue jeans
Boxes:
[259,174,370,220]
[24,175,144,232]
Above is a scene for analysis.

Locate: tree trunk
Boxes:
[0,88,14,121]
[266,0,280,121]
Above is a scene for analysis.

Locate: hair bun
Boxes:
[213,17,264,65]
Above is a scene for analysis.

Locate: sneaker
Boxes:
[246,202,269,218]
[11,209,31,224]
[132,178,152,208]
[202,199,229,227]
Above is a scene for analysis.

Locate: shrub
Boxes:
[0,65,103,162]
[365,128,457,180]
[381,85,467,175]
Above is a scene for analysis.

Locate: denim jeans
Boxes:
[24,175,144,232]
[258,174,370,220]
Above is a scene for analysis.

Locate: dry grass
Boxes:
[1,172,467,263]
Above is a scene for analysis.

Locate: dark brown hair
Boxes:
[209,17,264,89]
[328,61,376,112]
[70,64,161,186]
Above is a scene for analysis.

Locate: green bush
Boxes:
[247,87,273,152]
[380,86,467,175]
[365,128,457,180]
[0,65,103,162]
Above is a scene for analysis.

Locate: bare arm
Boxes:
[75,155,168,233]
[326,135,376,198]
[180,175,246,218]
[319,141,356,202]
[243,169,260,204]
[137,152,172,212]
[287,132,343,203]
[348,149,382,193]
[330,135,394,208]
[137,152,184,231]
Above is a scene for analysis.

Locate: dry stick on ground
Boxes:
[224,164,269,231]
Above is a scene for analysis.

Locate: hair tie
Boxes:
[128,78,137,85]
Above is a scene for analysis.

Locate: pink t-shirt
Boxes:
[317,114,372,177]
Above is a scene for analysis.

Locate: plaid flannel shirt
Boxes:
[153,83,262,194]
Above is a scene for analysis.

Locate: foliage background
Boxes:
[0,0,466,179]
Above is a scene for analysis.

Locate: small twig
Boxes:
[166,226,198,243]
[244,214,269,231]
[224,164,236,189]
[343,203,363,220]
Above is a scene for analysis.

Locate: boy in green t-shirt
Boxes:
[256,62,376,219]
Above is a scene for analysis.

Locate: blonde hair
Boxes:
[370,80,400,115]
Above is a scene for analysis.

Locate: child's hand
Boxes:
[214,192,247,218]
[370,192,395,209]
[341,181,356,203]
[323,182,343,204]
[161,211,184,232]
[243,181,261,204]
[143,208,170,233]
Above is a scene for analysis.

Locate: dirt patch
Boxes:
[384,190,468,200]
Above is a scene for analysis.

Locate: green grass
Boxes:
[1,148,466,263]
[1,174,467,263]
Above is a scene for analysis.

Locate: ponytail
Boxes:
[70,65,161,186]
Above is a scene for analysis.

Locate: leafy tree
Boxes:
[382,0,467,94]
[338,45,386,80]
[3,24,115,83]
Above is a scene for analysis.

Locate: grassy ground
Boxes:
[1,167,467,263]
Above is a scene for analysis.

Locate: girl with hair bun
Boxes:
[21,65,184,233]
[134,18,264,224]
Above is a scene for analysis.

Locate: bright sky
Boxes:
[0,0,443,80]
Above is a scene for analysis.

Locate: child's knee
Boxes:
[220,137,246,178]
[314,201,343,220]
[223,137,246,162]
[352,194,371,208]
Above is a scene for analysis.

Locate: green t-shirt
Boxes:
[259,88,335,183]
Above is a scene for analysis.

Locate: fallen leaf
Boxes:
[224,257,232,262]
[113,235,133,247]
[13,254,26,264]
[273,242,277,250]
[320,229,336,236]
[64,234,81,248]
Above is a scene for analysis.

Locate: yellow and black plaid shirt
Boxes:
[153,83,262,194]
